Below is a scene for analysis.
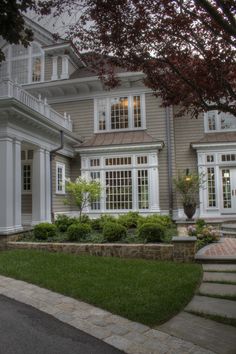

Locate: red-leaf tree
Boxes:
[44,0,236,117]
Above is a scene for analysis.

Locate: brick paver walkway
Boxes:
[196,238,236,261]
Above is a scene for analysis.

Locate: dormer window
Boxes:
[205,110,236,132]
[0,42,44,84]
[95,94,145,132]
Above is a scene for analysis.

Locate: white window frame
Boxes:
[94,93,146,133]
[21,149,33,195]
[204,111,236,133]
[56,162,66,194]
[0,42,45,84]
[81,151,160,213]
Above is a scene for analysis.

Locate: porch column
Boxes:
[0,137,22,234]
[32,148,51,225]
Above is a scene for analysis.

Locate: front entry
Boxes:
[221,168,236,214]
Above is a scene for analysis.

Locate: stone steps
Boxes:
[203,272,236,283]
[203,264,236,272]
[185,295,236,319]
[158,312,236,354]
[199,283,236,297]
[221,223,236,238]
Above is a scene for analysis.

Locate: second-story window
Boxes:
[205,110,236,132]
[56,163,65,194]
[95,94,145,132]
[0,42,44,84]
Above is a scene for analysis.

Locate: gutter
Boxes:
[50,131,64,222]
[165,106,173,218]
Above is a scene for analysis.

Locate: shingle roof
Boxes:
[191,132,236,145]
[75,131,163,148]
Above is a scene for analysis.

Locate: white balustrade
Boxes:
[0,80,72,131]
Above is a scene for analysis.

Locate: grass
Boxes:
[0,249,201,326]
[186,311,236,327]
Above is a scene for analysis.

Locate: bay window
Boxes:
[95,94,145,132]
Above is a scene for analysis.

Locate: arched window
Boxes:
[0,42,44,84]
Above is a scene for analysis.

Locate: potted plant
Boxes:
[174,171,204,221]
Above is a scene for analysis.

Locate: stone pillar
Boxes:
[172,236,197,262]
[0,137,22,234]
[32,148,51,225]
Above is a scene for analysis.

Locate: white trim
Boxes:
[77,142,164,154]
[192,142,236,149]
[56,162,66,194]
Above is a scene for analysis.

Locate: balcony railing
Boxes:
[0,79,72,131]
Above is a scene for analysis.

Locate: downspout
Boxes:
[50,130,64,222]
[165,106,173,218]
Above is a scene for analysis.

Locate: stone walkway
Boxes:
[195,238,236,262]
[0,275,214,354]
[158,263,236,354]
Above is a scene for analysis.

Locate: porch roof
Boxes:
[191,132,236,148]
[74,131,164,152]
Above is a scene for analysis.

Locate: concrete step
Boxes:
[185,295,236,319]
[221,224,236,238]
[203,272,236,283]
[199,283,236,297]
[203,264,236,272]
[158,312,236,354]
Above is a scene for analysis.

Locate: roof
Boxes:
[75,131,163,149]
[191,132,236,147]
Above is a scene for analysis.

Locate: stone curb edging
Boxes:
[0,275,214,354]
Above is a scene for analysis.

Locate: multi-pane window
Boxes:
[0,42,43,84]
[90,172,101,210]
[106,170,133,210]
[207,168,216,207]
[222,169,231,208]
[206,155,214,163]
[137,156,148,165]
[205,110,236,132]
[90,159,100,167]
[21,150,33,193]
[56,163,65,194]
[96,95,144,132]
[221,154,236,162]
[23,164,31,192]
[138,170,149,209]
[105,157,132,166]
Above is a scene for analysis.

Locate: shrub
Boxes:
[67,223,91,242]
[91,214,116,231]
[138,215,173,229]
[138,223,165,243]
[117,212,140,229]
[80,214,91,225]
[34,223,57,240]
[55,214,78,232]
[103,222,127,242]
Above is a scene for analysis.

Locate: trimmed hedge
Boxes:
[67,223,91,242]
[103,222,127,242]
[55,215,77,232]
[34,223,57,240]
[138,223,165,243]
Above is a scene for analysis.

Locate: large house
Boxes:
[0,18,235,235]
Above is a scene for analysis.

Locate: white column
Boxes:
[149,153,160,212]
[51,56,58,80]
[60,55,69,79]
[32,148,51,225]
[0,137,22,234]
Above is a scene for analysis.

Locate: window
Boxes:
[21,149,33,193]
[222,169,231,208]
[95,94,145,132]
[0,42,44,84]
[205,110,236,132]
[221,154,236,162]
[82,153,156,212]
[56,163,65,194]
[206,155,214,163]
[207,167,216,207]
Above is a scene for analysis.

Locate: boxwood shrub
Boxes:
[55,214,78,232]
[34,223,57,240]
[67,223,91,242]
[138,223,165,243]
[103,222,127,242]
[117,212,140,229]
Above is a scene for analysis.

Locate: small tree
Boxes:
[65,177,102,220]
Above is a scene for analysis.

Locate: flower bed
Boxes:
[187,219,220,250]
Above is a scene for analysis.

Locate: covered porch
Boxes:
[0,80,79,235]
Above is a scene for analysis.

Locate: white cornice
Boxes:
[191,142,236,150]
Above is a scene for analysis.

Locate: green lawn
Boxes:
[0,250,202,326]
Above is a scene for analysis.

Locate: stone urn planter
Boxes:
[183,203,197,221]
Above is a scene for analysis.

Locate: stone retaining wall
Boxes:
[7,237,197,262]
